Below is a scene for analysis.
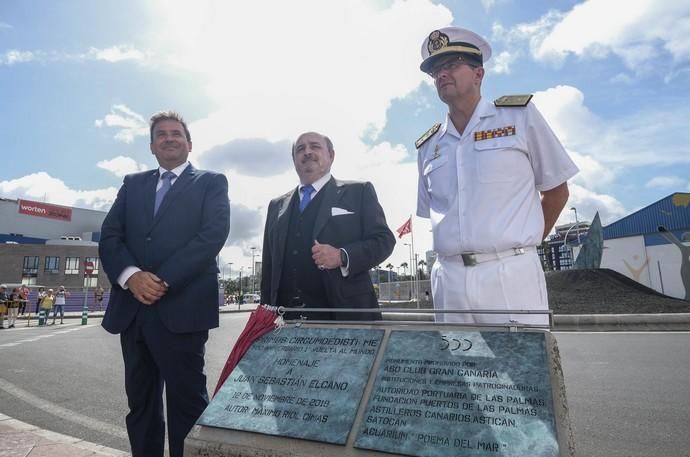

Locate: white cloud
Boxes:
[138,0,452,267]
[88,45,146,62]
[97,156,148,177]
[530,85,617,191]
[95,105,149,143]
[147,0,452,158]
[490,50,519,74]
[147,1,686,267]
[567,150,617,190]
[0,21,11,30]
[0,172,117,211]
[586,106,690,166]
[0,46,146,65]
[664,65,690,83]
[492,10,564,63]
[532,84,690,179]
[528,83,690,230]
[610,73,635,85]
[560,183,627,227]
[0,50,35,65]
[481,0,496,10]
[506,0,690,73]
[532,85,601,149]
[645,176,688,189]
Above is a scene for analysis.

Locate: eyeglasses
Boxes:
[428,56,477,78]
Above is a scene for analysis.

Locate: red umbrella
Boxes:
[213,305,281,397]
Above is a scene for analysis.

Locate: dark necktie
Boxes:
[299,184,315,212]
[154,171,176,215]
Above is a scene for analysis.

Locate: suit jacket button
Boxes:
[292,250,298,255]
[146,237,152,241]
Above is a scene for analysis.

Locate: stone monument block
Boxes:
[186,324,574,457]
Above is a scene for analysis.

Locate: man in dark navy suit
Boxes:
[99,111,230,457]
[260,131,395,320]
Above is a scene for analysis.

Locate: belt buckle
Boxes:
[290,297,305,308]
[461,253,477,266]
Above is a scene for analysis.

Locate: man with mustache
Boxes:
[415,27,578,326]
[261,131,395,320]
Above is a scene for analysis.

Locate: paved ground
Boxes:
[0,270,690,457]
[0,305,253,457]
[0,413,128,457]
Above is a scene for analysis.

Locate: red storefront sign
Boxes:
[17,199,73,222]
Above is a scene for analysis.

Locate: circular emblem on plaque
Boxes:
[427,30,449,55]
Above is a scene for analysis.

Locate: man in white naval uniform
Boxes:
[416,27,579,326]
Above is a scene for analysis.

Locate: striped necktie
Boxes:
[154,171,176,215]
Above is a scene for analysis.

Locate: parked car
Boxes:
[241,293,260,304]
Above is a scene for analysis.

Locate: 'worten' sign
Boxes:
[18,199,72,222]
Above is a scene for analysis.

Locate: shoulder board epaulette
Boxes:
[415,123,441,149]
[494,94,533,107]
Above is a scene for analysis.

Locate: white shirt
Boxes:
[155,161,189,190]
[417,98,578,256]
[55,290,66,305]
[118,161,190,288]
[299,172,331,200]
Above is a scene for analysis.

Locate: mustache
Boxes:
[301,155,318,163]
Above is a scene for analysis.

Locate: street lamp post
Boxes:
[250,247,257,294]
[570,207,582,245]
[404,242,416,304]
[222,262,232,305]
[238,266,243,308]
[223,262,233,281]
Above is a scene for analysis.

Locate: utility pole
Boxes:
[238,267,243,309]
[250,247,257,294]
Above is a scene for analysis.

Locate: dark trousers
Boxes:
[120,306,209,457]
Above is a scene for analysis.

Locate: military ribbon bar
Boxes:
[473,126,516,141]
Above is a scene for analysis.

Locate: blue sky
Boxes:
[2,0,690,272]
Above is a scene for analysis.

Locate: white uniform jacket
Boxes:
[417,98,579,256]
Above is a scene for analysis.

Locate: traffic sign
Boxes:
[84,261,94,275]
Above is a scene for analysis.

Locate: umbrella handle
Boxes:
[273,313,285,333]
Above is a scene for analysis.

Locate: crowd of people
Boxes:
[0,284,30,328]
[0,285,107,328]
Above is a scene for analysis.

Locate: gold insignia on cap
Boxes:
[427,30,450,55]
[415,123,441,149]
[494,94,533,107]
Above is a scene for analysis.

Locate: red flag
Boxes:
[213,305,279,397]
[396,217,412,239]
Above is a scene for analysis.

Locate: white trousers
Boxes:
[431,251,549,326]
[7,307,18,326]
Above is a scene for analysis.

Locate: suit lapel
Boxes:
[274,189,296,259]
[152,164,196,225]
[144,170,159,227]
[313,177,340,240]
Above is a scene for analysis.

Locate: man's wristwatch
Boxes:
[339,249,348,267]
